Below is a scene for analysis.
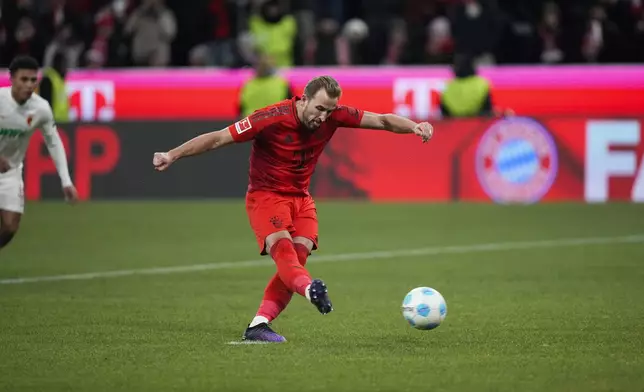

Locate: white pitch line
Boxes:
[225,341,281,345]
[1,234,643,286]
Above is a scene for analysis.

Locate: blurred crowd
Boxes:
[1,0,643,69]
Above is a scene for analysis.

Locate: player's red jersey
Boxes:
[227,96,364,195]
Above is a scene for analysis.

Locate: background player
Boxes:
[0,56,77,251]
[152,76,433,342]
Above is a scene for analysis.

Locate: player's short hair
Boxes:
[9,56,39,76]
[304,76,342,99]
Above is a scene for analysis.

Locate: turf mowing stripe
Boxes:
[1,234,643,285]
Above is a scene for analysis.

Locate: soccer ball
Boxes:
[402,287,447,330]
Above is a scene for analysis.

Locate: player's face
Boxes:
[302,90,339,130]
[11,69,38,102]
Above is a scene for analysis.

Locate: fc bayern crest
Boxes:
[475,117,558,204]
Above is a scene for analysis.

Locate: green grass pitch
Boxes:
[1,201,643,392]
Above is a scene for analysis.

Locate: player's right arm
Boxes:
[153,115,266,171]
[152,128,233,171]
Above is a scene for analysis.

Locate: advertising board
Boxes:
[2,66,643,121]
[25,117,643,203]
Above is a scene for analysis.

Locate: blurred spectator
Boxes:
[305,18,340,66]
[204,0,237,67]
[305,17,365,66]
[2,0,644,68]
[354,0,405,65]
[440,54,494,118]
[492,0,535,64]
[164,0,211,67]
[451,0,502,65]
[238,52,293,117]
[247,0,297,67]
[0,0,44,66]
[188,44,211,66]
[84,0,132,68]
[538,1,564,64]
[582,5,605,62]
[635,5,644,62]
[583,1,631,63]
[40,0,93,68]
[37,51,70,123]
[42,24,85,69]
[288,0,314,65]
[426,16,454,64]
[303,0,345,66]
[298,0,348,66]
[124,0,176,67]
[39,0,80,41]
[338,18,369,65]
[398,0,452,65]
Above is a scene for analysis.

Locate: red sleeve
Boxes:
[227,113,269,143]
[332,105,364,128]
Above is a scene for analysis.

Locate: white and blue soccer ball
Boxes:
[402,287,447,330]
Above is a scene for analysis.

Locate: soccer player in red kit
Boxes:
[153,76,433,343]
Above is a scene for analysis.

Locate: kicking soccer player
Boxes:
[0,56,77,251]
[153,76,433,342]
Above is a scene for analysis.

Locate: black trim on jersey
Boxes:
[291,96,302,126]
[249,103,291,123]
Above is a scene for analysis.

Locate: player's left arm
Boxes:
[38,108,78,203]
[337,106,434,143]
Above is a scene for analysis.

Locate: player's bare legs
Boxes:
[0,210,21,250]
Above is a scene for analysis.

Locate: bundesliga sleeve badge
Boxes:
[235,117,252,134]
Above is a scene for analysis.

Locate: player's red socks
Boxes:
[294,243,310,266]
[269,238,311,296]
[256,241,311,322]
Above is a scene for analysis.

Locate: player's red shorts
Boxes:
[245,190,319,255]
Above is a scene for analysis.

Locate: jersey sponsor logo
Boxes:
[0,128,27,138]
[235,117,252,134]
[475,117,558,204]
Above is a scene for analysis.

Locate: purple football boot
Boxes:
[242,323,286,343]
